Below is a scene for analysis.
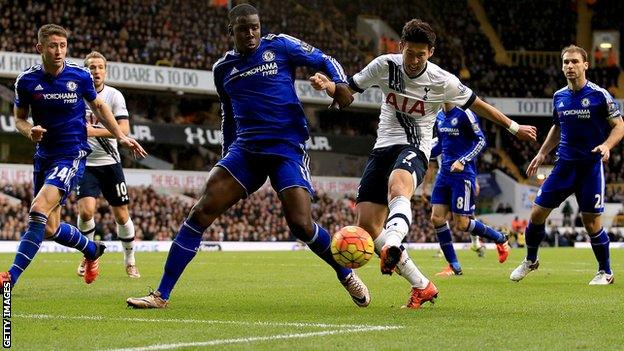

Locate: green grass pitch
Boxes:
[1,247,621,350]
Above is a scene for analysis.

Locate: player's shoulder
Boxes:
[423,61,456,83]
[272,33,316,53]
[585,81,613,102]
[272,33,302,44]
[102,84,125,98]
[65,60,92,77]
[212,50,239,72]
[378,53,401,64]
[15,64,42,84]
[553,86,569,98]
[364,54,399,70]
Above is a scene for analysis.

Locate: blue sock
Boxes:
[436,223,461,271]
[525,222,545,262]
[589,229,611,274]
[8,212,47,284]
[305,223,352,281]
[468,219,506,243]
[157,218,204,300]
[52,223,97,259]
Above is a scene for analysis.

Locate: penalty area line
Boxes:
[106,325,403,351]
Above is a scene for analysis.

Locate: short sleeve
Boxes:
[13,75,30,107]
[444,74,476,109]
[350,56,386,93]
[111,90,129,120]
[81,70,98,102]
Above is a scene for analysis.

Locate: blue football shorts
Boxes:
[431,172,477,215]
[535,158,605,213]
[217,143,314,197]
[33,150,89,206]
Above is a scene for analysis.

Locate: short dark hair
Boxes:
[228,4,259,23]
[561,44,588,62]
[401,19,436,48]
[38,24,68,44]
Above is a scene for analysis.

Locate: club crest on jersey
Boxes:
[423,87,431,101]
[66,81,77,91]
[451,117,459,126]
[262,50,275,62]
[581,98,590,107]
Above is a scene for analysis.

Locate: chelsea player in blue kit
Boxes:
[430,104,510,277]
[126,4,370,308]
[510,45,624,285]
[0,24,146,288]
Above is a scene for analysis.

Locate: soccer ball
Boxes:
[331,226,374,268]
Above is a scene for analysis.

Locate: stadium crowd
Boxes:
[1,0,620,99]
[2,182,623,245]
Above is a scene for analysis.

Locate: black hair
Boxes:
[228,4,259,23]
[401,19,436,48]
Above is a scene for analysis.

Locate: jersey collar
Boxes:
[404,62,427,79]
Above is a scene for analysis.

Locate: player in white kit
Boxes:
[75,51,140,278]
[311,19,536,308]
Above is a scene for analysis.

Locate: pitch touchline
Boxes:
[107,326,403,351]
[14,313,401,329]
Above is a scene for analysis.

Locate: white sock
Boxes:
[383,196,412,247]
[374,231,429,288]
[77,217,95,241]
[470,234,480,247]
[117,218,136,266]
[396,250,430,289]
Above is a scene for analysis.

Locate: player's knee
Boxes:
[79,209,95,222]
[454,216,471,232]
[529,205,551,224]
[430,212,446,226]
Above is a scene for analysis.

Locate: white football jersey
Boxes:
[351,54,475,159]
[84,85,129,166]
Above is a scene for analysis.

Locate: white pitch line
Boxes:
[107,326,403,351]
[14,313,398,329]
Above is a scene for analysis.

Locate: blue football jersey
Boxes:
[14,61,97,158]
[213,34,348,156]
[552,81,621,161]
[433,107,486,177]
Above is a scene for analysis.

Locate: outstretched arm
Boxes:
[469,97,537,142]
[87,97,147,158]
[281,35,353,109]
